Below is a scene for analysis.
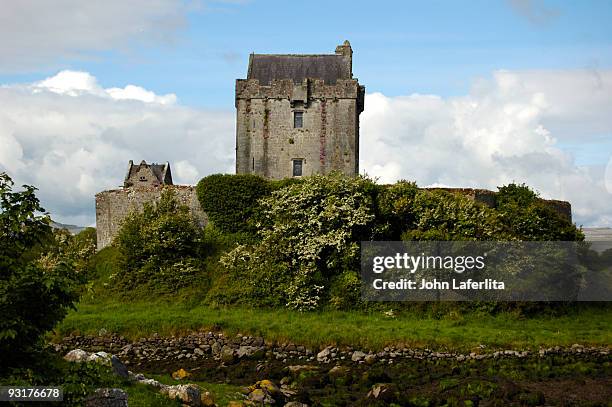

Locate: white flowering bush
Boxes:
[220,173,377,310]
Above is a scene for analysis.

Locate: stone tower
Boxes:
[235,40,365,179]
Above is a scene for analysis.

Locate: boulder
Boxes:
[237,345,265,359]
[64,349,90,362]
[364,354,377,365]
[316,346,333,362]
[220,345,236,363]
[366,383,398,403]
[200,390,216,406]
[85,388,128,407]
[172,368,191,380]
[111,355,129,379]
[351,351,366,362]
[161,384,202,407]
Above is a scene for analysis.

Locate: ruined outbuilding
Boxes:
[95,161,206,250]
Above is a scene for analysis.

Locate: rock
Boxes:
[161,384,202,407]
[367,383,398,403]
[85,388,128,407]
[220,345,235,363]
[316,346,333,362]
[328,365,351,378]
[200,390,216,406]
[237,345,264,359]
[249,388,275,404]
[211,341,222,355]
[172,368,191,380]
[258,380,280,397]
[64,349,90,362]
[111,356,129,379]
[351,351,366,362]
[88,351,111,364]
[364,354,377,365]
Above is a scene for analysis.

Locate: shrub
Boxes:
[0,173,81,373]
[495,183,583,241]
[196,174,272,234]
[220,173,377,310]
[113,188,204,292]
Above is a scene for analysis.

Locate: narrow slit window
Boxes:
[292,159,303,177]
[294,111,303,128]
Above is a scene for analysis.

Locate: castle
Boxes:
[95,41,572,250]
[235,41,364,179]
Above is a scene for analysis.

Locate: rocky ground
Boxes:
[55,332,612,406]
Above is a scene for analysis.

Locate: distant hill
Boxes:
[50,220,86,235]
[583,227,612,242]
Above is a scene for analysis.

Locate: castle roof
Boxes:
[247,41,353,85]
[124,160,172,187]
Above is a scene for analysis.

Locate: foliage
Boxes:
[0,173,82,373]
[220,173,377,310]
[495,183,583,241]
[39,227,97,277]
[212,175,583,310]
[1,350,178,406]
[377,182,508,241]
[196,173,272,234]
[113,188,205,293]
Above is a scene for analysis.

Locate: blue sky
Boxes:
[0,0,611,226]
[3,0,612,107]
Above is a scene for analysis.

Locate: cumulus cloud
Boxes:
[1,69,610,227]
[0,70,234,226]
[0,0,188,72]
[361,69,612,227]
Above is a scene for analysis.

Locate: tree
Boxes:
[113,188,204,292]
[0,173,81,372]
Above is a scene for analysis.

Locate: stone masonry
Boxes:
[95,161,206,250]
[235,40,365,179]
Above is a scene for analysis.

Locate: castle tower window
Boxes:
[292,159,303,177]
[293,111,303,128]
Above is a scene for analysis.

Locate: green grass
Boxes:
[54,300,612,351]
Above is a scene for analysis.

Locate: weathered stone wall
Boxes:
[236,78,364,179]
[95,185,207,251]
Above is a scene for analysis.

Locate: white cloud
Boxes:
[0,0,188,73]
[0,71,234,226]
[1,69,610,228]
[174,160,200,184]
[27,70,177,104]
[361,69,612,227]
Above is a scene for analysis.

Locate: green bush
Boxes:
[0,173,82,373]
[495,183,583,241]
[196,173,272,234]
[113,188,205,293]
[220,173,378,310]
